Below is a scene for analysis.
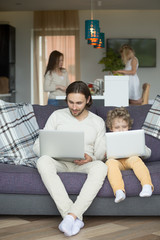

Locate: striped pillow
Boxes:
[142,95,160,139]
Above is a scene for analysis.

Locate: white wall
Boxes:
[0,12,33,103]
[0,10,160,103]
[79,10,160,100]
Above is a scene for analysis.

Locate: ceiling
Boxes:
[1,0,160,11]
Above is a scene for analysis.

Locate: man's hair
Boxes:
[66,81,93,108]
[106,107,133,130]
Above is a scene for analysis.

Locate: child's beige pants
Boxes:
[106,156,153,195]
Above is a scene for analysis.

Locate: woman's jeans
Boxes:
[48,99,67,107]
[48,99,59,106]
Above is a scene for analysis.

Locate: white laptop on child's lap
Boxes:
[39,130,85,161]
[105,129,145,159]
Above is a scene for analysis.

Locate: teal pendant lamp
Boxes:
[85,20,100,42]
[88,38,99,45]
[88,37,99,45]
[94,32,105,48]
[87,26,100,45]
[85,0,100,43]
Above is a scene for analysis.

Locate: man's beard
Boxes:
[69,106,86,117]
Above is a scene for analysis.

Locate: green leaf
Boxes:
[98,48,124,72]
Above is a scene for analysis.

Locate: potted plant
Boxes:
[99,48,124,74]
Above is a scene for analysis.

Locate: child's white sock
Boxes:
[115,190,126,203]
[139,184,152,197]
[72,219,84,236]
[58,215,75,236]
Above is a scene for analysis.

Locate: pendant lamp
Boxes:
[88,39,99,45]
[94,32,105,48]
[87,29,100,45]
[85,20,100,41]
[85,0,100,42]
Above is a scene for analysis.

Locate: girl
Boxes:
[114,44,142,105]
[44,50,70,106]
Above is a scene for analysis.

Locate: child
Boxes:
[105,107,154,203]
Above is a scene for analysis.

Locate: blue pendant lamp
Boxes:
[87,26,100,45]
[88,38,99,45]
[85,0,100,44]
[94,32,105,48]
[85,20,100,42]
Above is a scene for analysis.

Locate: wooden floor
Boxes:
[0,215,160,240]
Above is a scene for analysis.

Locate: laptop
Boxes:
[105,129,145,159]
[39,130,85,161]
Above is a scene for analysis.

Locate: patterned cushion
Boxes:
[142,95,160,139]
[0,100,39,167]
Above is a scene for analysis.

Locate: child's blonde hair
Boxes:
[106,107,133,131]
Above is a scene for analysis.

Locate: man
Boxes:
[33,81,108,237]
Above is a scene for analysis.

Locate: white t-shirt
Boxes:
[33,108,106,161]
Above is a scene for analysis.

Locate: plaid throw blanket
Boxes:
[0,100,39,167]
[142,95,160,139]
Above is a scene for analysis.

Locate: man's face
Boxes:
[67,93,90,118]
[111,117,129,132]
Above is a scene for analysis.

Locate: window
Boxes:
[38,35,76,104]
[45,36,76,82]
[33,10,79,104]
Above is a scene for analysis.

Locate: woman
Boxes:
[114,44,142,105]
[44,50,70,106]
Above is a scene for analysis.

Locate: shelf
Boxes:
[0,93,11,97]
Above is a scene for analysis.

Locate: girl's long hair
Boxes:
[120,44,135,64]
[45,50,64,75]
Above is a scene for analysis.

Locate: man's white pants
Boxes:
[37,156,108,220]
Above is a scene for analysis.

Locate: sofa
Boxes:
[0,103,160,216]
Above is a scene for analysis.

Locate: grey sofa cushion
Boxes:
[95,105,151,128]
[33,104,97,129]
[0,161,159,197]
[33,105,59,129]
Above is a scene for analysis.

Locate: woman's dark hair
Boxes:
[45,50,64,75]
[66,81,93,108]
